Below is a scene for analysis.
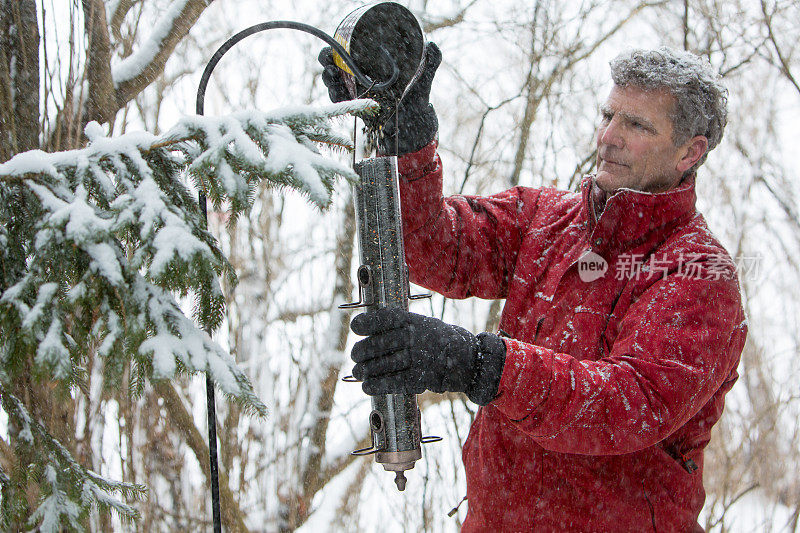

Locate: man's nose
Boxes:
[598,118,624,148]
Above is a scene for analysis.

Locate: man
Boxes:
[320,44,746,531]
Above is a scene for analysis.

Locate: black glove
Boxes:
[318,42,441,156]
[350,308,505,405]
[319,47,355,104]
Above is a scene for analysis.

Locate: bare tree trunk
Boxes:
[683,0,690,50]
[1,2,43,528]
[82,0,118,125]
[508,4,543,187]
[0,0,39,159]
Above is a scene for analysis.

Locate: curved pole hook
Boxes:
[196,20,399,115]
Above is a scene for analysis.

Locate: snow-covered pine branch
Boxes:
[0,98,377,528]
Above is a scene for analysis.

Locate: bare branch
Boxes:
[735,138,800,233]
[459,95,520,194]
[420,0,480,33]
[760,0,800,96]
[109,0,138,42]
[153,382,250,533]
[284,193,357,530]
[112,0,213,113]
[508,0,668,186]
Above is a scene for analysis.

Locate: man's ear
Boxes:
[677,135,709,173]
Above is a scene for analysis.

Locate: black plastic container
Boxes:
[333,2,426,101]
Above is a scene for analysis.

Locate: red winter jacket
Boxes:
[397,142,747,532]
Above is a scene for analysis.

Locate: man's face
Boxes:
[595,85,696,194]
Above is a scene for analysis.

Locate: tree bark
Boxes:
[0,0,39,160]
[113,0,211,108]
[1,2,43,528]
[82,0,118,127]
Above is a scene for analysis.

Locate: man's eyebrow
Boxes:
[621,111,657,132]
[598,105,657,132]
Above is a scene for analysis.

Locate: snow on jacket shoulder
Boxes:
[397,141,747,533]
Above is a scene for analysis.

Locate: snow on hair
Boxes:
[610,47,728,170]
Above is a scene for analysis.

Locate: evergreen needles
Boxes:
[0,98,377,530]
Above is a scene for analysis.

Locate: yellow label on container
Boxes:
[332,33,353,76]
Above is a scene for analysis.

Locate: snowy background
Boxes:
[1,0,799,531]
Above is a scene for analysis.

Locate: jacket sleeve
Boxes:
[490,270,747,455]
[397,141,541,300]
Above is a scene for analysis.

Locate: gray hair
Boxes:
[609,47,728,171]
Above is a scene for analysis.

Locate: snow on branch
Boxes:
[109,0,211,114]
[0,99,376,526]
[166,99,374,210]
[0,100,377,531]
[111,0,192,86]
[0,98,375,400]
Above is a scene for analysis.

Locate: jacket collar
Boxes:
[581,173,698,254]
